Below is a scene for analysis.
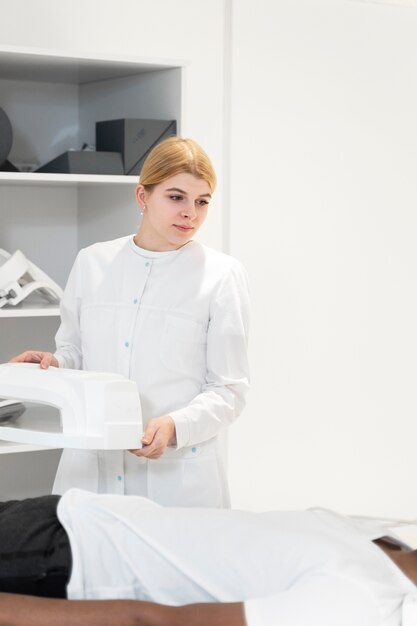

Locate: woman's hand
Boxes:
[9,351,59,369]
[130,416,176,460]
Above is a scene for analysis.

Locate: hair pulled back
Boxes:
[139,137,216,192]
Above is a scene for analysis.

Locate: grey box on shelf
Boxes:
[96,119,177,176]
[36,151,124,175]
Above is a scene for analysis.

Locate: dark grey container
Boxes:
[96,118,177,175]
[0,107,13,167]
[36,151,124,175]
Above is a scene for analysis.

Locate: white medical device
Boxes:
[0,248,63,308]
[0,363,143,449]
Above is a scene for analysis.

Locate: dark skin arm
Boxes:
[0,594,246,626]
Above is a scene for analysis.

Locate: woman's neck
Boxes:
[133,231,191,253]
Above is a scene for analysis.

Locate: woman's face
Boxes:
[135,172,212,251]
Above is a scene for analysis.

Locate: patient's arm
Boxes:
[0,593,246,626]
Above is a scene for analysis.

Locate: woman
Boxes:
[11,137,250,508]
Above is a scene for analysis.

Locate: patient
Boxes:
[0,489,416,626]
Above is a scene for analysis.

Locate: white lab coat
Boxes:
[53,236,250,507]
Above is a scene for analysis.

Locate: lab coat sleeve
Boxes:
[54,251,83,370]
[244,575,381,626]
[169,261,250,449]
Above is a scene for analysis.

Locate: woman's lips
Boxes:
[174,225,193,232]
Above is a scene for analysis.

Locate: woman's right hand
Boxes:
[9,351,59,369]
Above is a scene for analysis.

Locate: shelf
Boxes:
[0,304,60,318]
[0,45,182,187]
[0,172,138,187]
[0,441,56,454]
[0,45,183,85]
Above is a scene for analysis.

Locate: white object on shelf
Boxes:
[0,363,143,449]
[0,248,63,309]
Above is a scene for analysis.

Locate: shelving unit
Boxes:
[0,46,183,461]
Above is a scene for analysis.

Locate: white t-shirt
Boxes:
[57,489,417,626]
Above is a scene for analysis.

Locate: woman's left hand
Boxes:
[129,416,176,459]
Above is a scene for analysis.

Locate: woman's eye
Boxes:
[197,199,209,207]
[169,195,182,201]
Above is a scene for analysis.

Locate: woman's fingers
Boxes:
[129,416,176,459]
[9,351,58,369]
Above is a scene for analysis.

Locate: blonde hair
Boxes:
[139,137,217,192]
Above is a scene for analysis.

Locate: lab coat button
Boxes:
[133,298,138,304]
[117,475,123,482]
[145,261,150,267]
[191,447,197,453]
[124,341,129,348]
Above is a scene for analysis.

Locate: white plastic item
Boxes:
[0,363,143,449]
[0,248,63,308]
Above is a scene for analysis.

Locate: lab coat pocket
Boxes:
[160,315,205,375]
[180,450,223,507]
[148,446,224,507]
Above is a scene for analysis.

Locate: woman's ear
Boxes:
[136,184,146,209]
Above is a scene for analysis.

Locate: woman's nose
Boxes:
[181,203,196,219]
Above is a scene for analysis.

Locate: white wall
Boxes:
[228,0,417,518]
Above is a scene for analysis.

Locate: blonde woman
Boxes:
[12,137,250,508]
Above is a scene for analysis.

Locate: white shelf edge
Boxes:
[0,45,187,85]
[0,306,60,318]
[0,441,57,454]
[0,172,138,187]
[0,44,187,71]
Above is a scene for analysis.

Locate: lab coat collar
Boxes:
[129,236,195,259]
